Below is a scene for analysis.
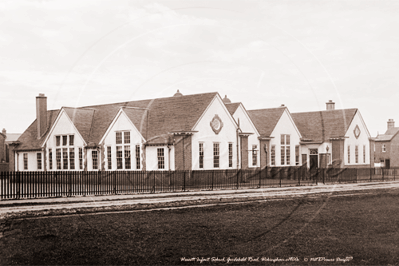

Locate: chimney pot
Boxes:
[326,100,335,110]
[388,119,395,130]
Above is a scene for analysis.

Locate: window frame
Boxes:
[252,145,257,166]
[92,150,98,170]
[23,153,28,170]
[115,131,131,170]
[280,134,290,165]
[199,143,204,169]
[355,145,359,164]
[229,143,233,168]
[37,153,42,170]
[157,148,165,170]
[213,143,220,168]
[348,145,351,164]
[49,149,53,170]
[271,145,276,166]
[135,145,141,170]
[107,146,112,170]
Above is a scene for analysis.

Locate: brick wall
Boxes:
[331,139,344,167]
[0,162,8,172]
[240,135,248,169]
[259,139,269,168]
[174,135,192,170]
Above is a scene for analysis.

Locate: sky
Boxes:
[1,0,398,137]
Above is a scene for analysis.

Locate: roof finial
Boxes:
[222,95,231,104]
[173,90,183,97]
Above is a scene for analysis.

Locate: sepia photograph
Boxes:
[1,0,399,265]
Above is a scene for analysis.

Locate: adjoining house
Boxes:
[373,119,399,168]
[12,91,241,171]
[291,100,372,169]
[0,128,21,171]
[247,105,302,168]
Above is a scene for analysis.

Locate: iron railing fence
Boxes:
[0,167,396,199]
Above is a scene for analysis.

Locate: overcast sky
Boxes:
[1,0,398,136]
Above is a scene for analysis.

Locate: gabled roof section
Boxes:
[17,92,219,149]
[122,107,148,138]
[146,92,217,140]
[291,109,357,142]
[247,107,285,138]
[15,109,60,151]
[225,102,241,115]
[374,127,399,141]
[63,107,95,142]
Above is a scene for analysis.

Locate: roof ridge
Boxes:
[248,106,286,112]
[76,92,219,109]
[292,108,358,114]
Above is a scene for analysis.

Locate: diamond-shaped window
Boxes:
[354,125,361,139]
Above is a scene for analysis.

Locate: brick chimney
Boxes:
[388,119,395,130]
[36,93,47,139]
[326,100,335,110]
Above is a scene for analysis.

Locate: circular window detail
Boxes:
[210,114,223,135]
[354,125,361,139]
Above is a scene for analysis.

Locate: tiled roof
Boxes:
[374,127,399,141]
[16,110,60,150]
[16,92,218,150]
[291,109,357,142]
[64,108,95,142]
[225,102,240,115]
[247,107,285,138]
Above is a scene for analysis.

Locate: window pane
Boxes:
[124,145,131,169]
[107,146,112,170]
[355,146,359,164]
[124,132,130,144]
[23,153,28,170]
[56,149,61,169]
[229,143,233,168]
[271,145,275,166]
[136,145,140,170]
[56,136,60,146]
[213,143,219,168]
[63,148,68,169]
[62,135,67,146]
[69,135,74,146]
[37,153,42,170]
[348,146,350,164]
[79,148,83,170]
[116,146,123,169]
[252,145,257,166]
[49,149,53,170]
[92,150,98,170]
[69,148,75,170]
[157,148,165,169]
[116,132,122,144]
[199,143,204,169]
